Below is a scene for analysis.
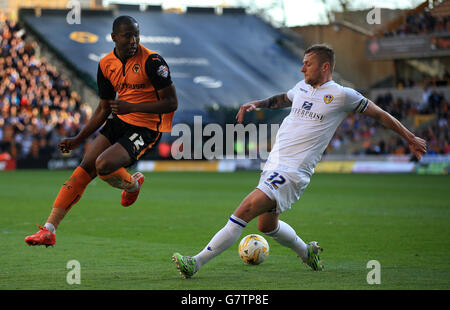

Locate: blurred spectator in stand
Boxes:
[0,17,94,164]
[384,10,449,37]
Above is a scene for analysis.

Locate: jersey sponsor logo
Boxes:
[291,106,324,122]
[119,82,146,90]
[299,87,308,93]
[157,65,169,78]
[324,94,334,104]
[132,64,141,74]
[301,101,313,110]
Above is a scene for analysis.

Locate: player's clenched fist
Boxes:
[408,136,427,160]
[109,99,135,115]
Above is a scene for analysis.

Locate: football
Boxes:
[238,234,269,265]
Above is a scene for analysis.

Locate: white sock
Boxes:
[264,220,308,261]
[44,222,56,233]
[193,215,247,271]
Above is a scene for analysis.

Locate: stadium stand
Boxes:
[1,5,303,166]
[0,14,93,168]
[18,6,302,114]
[1,2,449,171]
[382,1,450,37]
[10,5,307,163]
[369,0,450,89]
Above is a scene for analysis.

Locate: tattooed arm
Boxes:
[236,93,292,123]
[257,93,293,109]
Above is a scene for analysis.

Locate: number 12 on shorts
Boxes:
[266,172,286,189]
[129,133,144,152]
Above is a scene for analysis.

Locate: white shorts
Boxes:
[256,169,310,214]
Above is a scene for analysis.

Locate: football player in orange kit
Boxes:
[25,16,178,246]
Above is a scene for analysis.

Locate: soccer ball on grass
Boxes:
[238,234,269,265]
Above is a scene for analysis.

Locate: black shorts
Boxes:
[99,115,161,165]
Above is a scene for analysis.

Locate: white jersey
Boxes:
[263,79,369,176]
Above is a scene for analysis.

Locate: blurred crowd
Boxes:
[396,74,450,89]
[329,89,450,156]
[0,17,92,162]
[383,10,450,37]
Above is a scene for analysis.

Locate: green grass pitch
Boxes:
[0,170,449,290]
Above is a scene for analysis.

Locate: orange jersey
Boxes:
[97,44,174,132]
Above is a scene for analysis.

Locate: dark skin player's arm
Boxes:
[109,84,178,115]
[58,99,112,153]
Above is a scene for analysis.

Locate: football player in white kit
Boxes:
[173,44,427,278]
